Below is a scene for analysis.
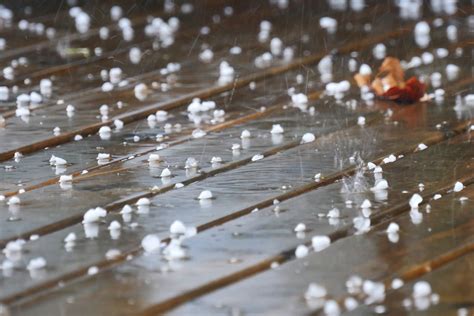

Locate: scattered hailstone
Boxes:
[319,16,337,34]
[357,116,366,126]
[295,245,309,258]
[409,194,423,209]
[417,143,428,151]
[97,153,110,160]
[136,197,151,206]
[291,93,308,105]
[294,223,306,232]
[270,124,284,134]
[324,301,341,316]
[240,129,251,139]
[82,207,107,223]
[251,154,264,161]
[141,234,161,253]
[192,129,206,138]
[382,154,396,164]
[114,119,124,130]
[88,266,99,275]
[64,232,76,244]
[27,257,46,270]
[120,205,132,214]
[371,179,388,191]
[108,221,121,231]
[453,181,464,192]
[361,199,372,209]
[7,196,20,205]
[59,175,73,183]
[305,283,327,300]
[327,207,340,218]
[312,235,331,252]
[211,156,222,163]
[413,281,432,298]
[301,133,315,144]
[159,168,172,178]
[386,222,399,234]
[134,83,149,101]
[148,153,160,163]
[198,190,213,200]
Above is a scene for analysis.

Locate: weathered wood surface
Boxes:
[0,1,473,315]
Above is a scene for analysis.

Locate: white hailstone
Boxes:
[129,47,142,64]
[97,153,110,160]
[199,49,213,63]
[108,221,121,231]
[446,24,457,41]
[386,222,399,234]
[120,205,132,214]
[198,190,213,200]
[50,155,67,166]
[344,297,359,311]
[374,166,383,173]
[417,143,428,151]
[414,21,430,37]
[0,86,9,101]
[295,245,309,258]
[232,143,241,151]
[27,257,46,270]
[271,124,284,134]
[7,196,20,205]
[324,300,341,316]
[325,80,350,99]
[3,66,14,80]
[314,173,322,181]
[192,129,206,138]
[98,125,111,135]
[99,104,109,116]
[82,207,107,224]
[357,116,366,126]
[30,92,42,104]
[430,72,442,88]
[453,181,464,192]
[420,53,434,66]
[156,110,168,121]
[160,168,171,177]
[363,280,385,303]
[367,162,376,170]
[101,82,114,92]
[109,67,122,84]
[317,55,333,77]
[251,154,264,162]
[113,119,124,130]
[409,194,423,209]
[148,154,160,163]
[99,26,109,40]
[105,249,121,260]
[175,183,184,189]
[53,126,61,136]
[134,83,149,101]
[0,195,5,201]
[433,194,442,200]
[229,46,242,55]
[383,154,396,164]
[348,58,358,72]
[361,199,372,209]
[413,281,432,298]
[371,179,388,191]
[446,64,460,81]
[305,283,327,300]
[327,207,340,218]
[319,16,337,34]
[436,48,449,58]
[391,278,404,289]
[359,64,372,76]
[291,93,308,105]
[88,266,99,275]
[312,235,331,252]
[141,234,161,253]
[465,95,474,106]
[110,5,123,20]
[294,223,306,232]
[301,133,315,144]
[59,175,72,183]
[270,37,283,55]
[211,156,222,163]
[372,43,386,59]
[64,232,76,243]
[240,129,251,139]
[136,198,151,206]
[170,220,187,235]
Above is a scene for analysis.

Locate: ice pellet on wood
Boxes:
[141,234,161,253]
[453,181,464,192]
[312,235,331,252]
[198,190,213,200]
[301,133,315,144]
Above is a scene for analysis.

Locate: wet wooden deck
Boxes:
[0,0,473,315]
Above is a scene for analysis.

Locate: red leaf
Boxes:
[382,77,426,103]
